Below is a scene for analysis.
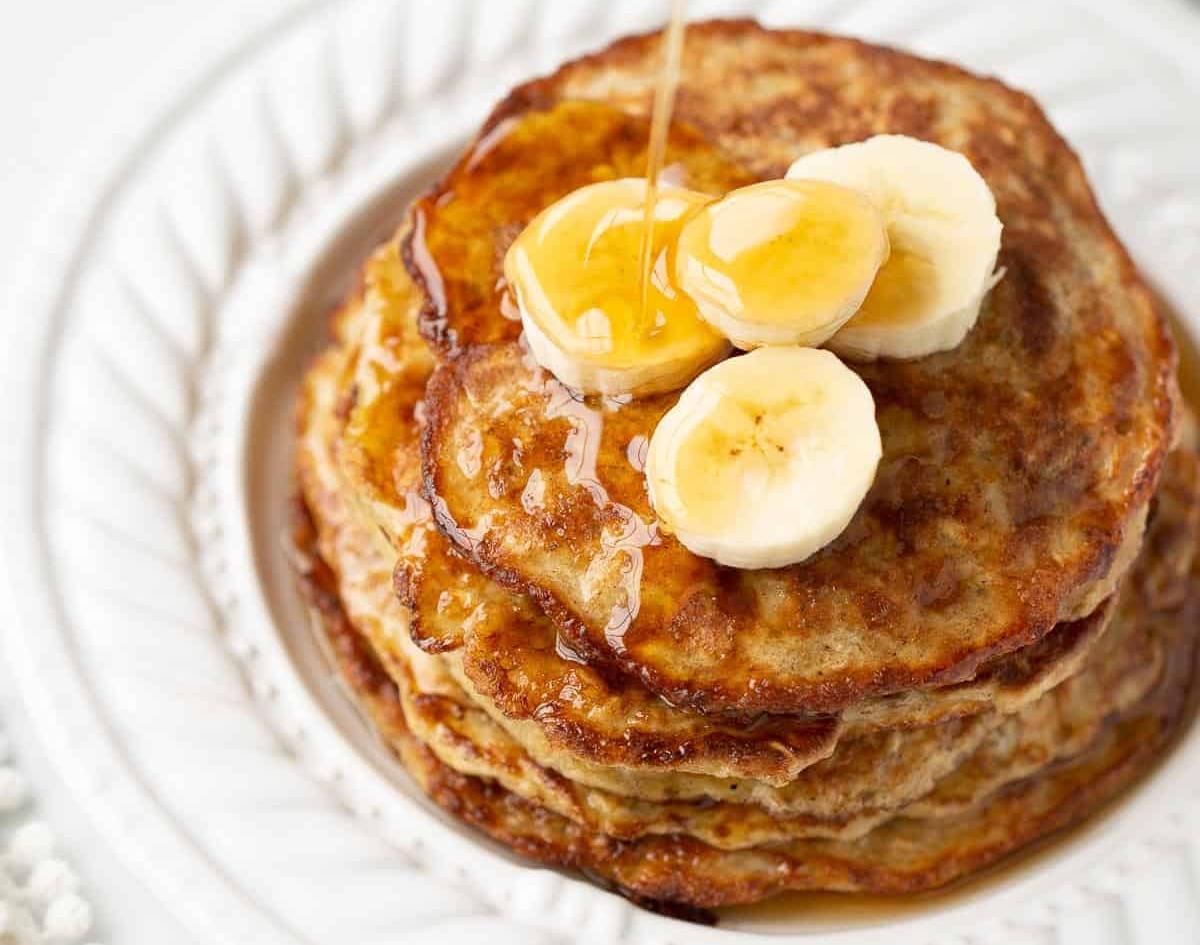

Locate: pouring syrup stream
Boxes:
[637,0,688,334]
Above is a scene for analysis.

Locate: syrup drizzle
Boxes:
[637,0,688,335]
[543,381,660,653]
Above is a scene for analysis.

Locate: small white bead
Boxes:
[0,766,30,811]
[9,821,56,866]
[27,858,80,904]
[43,893,93,940]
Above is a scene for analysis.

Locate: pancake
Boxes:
[323,610,1196,910]
[411,20,1178,716]
[292,298,1199,905]
[335,248,1126,799]
[331,249,851,786]
[299,323,985,824]
[292,460,1199,906]
[296,320,1200,855]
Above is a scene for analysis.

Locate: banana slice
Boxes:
[505,178,730,396]
[674,179,889,350]
[645,347,881,569]
[786,134,1003,361]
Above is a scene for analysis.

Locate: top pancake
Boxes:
[410,20,1178,715]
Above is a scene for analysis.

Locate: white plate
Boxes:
[4,1,1200,943]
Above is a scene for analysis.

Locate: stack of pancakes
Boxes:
[291,21,1200,913]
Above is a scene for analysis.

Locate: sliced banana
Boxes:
[645,347,881,569]
[674,179,889,350]
[786,134,1003,361]
[505,178,730,396]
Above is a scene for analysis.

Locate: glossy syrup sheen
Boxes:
[404,100,755,353]
[504,180,723,367]
[637,0,688,331]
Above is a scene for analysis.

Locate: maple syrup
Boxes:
[638,0,689,333]
[504,178,725,375]
[405,100,752,353]
[541,379,660,652]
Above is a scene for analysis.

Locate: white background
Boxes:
[1,0,300,279]
[0,4,303,941]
